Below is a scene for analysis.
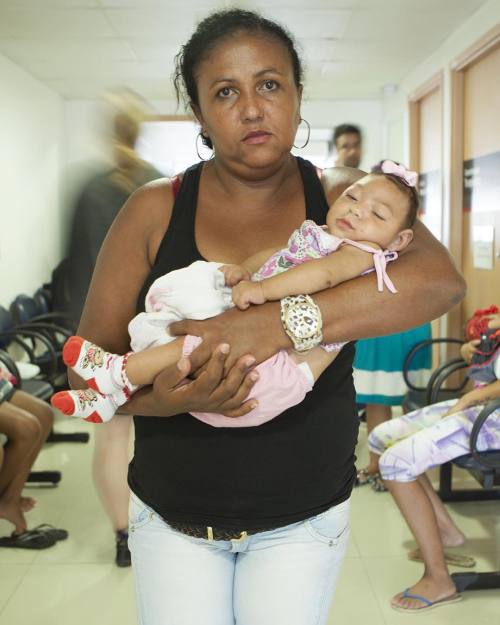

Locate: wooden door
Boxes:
[462,44,500,323]
[418,87,443,242]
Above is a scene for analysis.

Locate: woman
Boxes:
[353,322,432,491]
[71,9,464,624]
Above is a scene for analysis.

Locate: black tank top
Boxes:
[128,157,358,530]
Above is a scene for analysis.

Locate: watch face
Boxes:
[285,305,319,339]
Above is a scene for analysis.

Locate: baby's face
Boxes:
[326,174,412,250]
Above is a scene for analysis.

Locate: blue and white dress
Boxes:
[353,324,432,406]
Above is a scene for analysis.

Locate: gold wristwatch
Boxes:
[280,294,323,352]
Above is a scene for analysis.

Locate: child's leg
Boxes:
[63,336,184,394]
[51,388,120,423]
[289,346,338,380]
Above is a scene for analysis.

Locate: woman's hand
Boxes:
[169,302,289,373]
[460,339,480,364]
[123,343,260,418]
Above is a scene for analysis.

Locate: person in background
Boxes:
[64,88,161,567]
[0,369,65,549]
[352,159,432,492]
[369,314,500,612]
[353,323,432,491]
[330,123,362,169]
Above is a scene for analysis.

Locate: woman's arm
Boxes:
[68,179,257,418]
[171,169,465,371]
[232,244,377,308]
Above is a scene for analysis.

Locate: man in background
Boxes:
[330,123,362,168]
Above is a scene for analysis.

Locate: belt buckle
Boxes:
[206,526,248,542]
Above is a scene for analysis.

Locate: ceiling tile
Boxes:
[0,7,114,38]
[267,8,352,39]
[0,38,135,65]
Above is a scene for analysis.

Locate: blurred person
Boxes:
[331,123,362,169]
[65,88,162,567]
[0,369,66,549]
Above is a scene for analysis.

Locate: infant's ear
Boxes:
[388,229,413,252]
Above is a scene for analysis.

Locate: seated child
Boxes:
[368,310,500,612]
[51,160,418,427]
[370,310,500,484]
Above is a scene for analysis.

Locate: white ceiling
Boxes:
[0,0,488,101]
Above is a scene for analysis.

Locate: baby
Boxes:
[51,160,418,427]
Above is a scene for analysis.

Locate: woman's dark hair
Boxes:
[173,9,304,149]
[371,161,419,229]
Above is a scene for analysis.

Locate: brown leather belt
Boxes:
[167,521,276,542]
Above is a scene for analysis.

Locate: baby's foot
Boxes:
[63,336,137,397]
[51,389,120,423]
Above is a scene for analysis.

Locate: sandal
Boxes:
[355,468,373,486]
[0,529,56,550]
[32,524,68,541]
[370,473,388,493]
[391,588,462,613]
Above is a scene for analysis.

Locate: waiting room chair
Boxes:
[451,398,500,592]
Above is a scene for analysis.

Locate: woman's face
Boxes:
[192,32,302,174]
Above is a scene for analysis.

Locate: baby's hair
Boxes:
[371,161,419,229]
[173,9,303,150]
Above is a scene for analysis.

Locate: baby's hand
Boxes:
[219,264,251,286]
[232,281,266,310]
[460,339,480,364]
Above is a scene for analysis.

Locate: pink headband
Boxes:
[380,160,418,187]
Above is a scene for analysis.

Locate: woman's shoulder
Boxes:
[121,175,180,233]
[116,175,184,264]
[320,166,366,204]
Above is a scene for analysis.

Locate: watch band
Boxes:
[280,294,323,352]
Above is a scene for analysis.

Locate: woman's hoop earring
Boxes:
[293,118,311,149]
[196,132,213,161]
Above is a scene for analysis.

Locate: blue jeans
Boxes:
[129,491,350,625]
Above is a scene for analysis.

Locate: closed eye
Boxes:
[374,212,386,220]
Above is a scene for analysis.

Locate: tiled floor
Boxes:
[0,415,499,625]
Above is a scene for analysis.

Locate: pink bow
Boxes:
[381,160,418,187]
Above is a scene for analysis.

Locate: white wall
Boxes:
[62,96,385,174]
[0,52,63,306]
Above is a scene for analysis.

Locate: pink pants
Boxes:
[183,336,314,428]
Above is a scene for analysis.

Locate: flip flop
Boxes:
[391,588,462,613]
[31,524,69,541]
[408,548,476,568]
[0,529,56,550]
[355,468,373,486]
[370,473,388,493]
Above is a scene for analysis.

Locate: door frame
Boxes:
[448,23,500,338]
